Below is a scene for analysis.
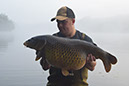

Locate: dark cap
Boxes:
[51,6,75,21]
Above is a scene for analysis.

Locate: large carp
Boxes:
[23,35,117,76]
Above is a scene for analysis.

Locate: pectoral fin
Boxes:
[35,51,42,61]
[35,56,41,61]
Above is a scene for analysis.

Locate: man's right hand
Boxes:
[85,54,96,71]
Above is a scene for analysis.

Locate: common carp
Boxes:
[23,35,117,76]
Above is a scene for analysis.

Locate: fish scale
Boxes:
[44,42,86,70]
[24,35,117,76]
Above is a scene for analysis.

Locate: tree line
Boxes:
[0,14,15,31]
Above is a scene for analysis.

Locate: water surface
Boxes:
[0,26,129,86]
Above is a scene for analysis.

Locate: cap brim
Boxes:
[51,16,68,21]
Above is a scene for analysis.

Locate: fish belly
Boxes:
[44,43,86,70]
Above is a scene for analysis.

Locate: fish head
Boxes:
[23,36,47,51]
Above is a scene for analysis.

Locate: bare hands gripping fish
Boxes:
[23,35,117,76]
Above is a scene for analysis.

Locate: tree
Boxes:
[0,14,15,31]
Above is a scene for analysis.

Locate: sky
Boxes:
[0,0,129,24]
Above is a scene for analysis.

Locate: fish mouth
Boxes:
[23,42,28,47]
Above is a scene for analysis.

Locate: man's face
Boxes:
[56,18,74,36]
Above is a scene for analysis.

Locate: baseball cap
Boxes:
[51,6,75,21]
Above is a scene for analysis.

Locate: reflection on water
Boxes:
[0,32,14,53]
[0,26,129,86]
[0,40,8,52]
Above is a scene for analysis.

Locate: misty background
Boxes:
[0,0,129,86]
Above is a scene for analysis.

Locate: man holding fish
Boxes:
[24,6,117,86]
[43,6,97,86]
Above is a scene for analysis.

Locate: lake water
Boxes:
[0,25,129,86]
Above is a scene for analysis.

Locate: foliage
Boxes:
[0,14,15,31]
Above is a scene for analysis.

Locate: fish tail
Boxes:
[106,52,117,64]
[103,57,111,72]
[102,52,117,72]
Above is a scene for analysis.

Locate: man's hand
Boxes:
[85,54,96,71]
